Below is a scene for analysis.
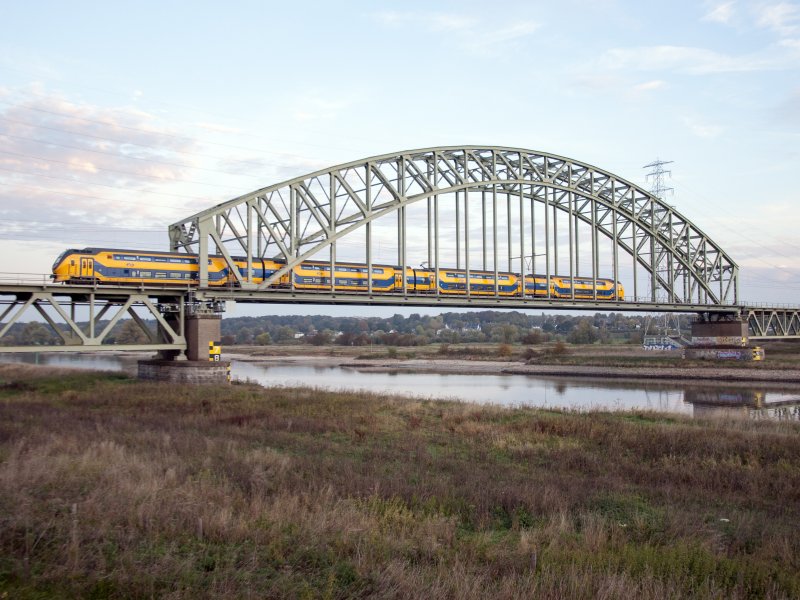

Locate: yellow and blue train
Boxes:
[52,247,624,300]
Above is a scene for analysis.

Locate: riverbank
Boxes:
[1,363,798,598]
[226,346,800,387]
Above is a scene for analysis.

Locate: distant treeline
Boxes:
[0,310,694,348]
[220,311,694,346]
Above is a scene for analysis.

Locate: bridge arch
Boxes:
[169,146,738,305]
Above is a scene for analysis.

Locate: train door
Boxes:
[80,257,94,279]
[68,257,79,277]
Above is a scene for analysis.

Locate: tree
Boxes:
[566,319,599,344]
[235,327,255,344]
[275,326,296,343]
[255,332,271,345]
[19,322,56,345]
[115,319,149,344]
[307,330,333,346]
[521,329,544,345]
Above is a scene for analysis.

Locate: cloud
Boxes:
[702,1,737,24]
[290,93,352,122]
[375,11,476,32]
[470,21,539,49]
[194,121,243,135]
[597,44,796,74]
[373,10,538,53]
[772,87,800,123]
[755,2,800,35]
[681,116,725,138]
[0,87,207,243]
[633,79,667,92]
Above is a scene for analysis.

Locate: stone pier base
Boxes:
[138,360,231,384]
[683,347,764,361]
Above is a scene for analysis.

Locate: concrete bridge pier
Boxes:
[685,314,764,361]
[138,312,230,384]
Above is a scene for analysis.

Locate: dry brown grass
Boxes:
[0,363,799,598]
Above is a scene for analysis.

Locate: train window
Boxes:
[169,273,182,278]
[155,272,166,278]
[140,271,152,277]
[372,268,383,274]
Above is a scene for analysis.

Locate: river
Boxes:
[2,353,799,420]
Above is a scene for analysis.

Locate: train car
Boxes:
[291,261,397,291]
[435,269,521,295]
[51,248,291,287]
[52,248,210,285]
[549,275,624,300]
[521,275,550,297]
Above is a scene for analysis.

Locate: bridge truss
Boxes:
[170,146,739,306]
[746,306,800,339]
[0,285,187,352]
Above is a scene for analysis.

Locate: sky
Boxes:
[0,0,798,317]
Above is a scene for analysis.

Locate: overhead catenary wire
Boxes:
[0,131,266,180]
[0,164,213,201]
[0,147,241,190]
[0,112,302,171]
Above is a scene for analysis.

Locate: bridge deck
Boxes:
[0,283,742,313]
[0,284,796,354]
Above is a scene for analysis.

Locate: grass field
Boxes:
[1,363,799,598]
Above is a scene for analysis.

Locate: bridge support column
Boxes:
[690,317,748,346]
[684,314,764,361]
[138,313,230,383]
[184,313,222,361]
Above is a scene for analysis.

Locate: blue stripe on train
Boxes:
[439,282,519,292]
[93,264,227,282]
[553,286,614,296]
[294,275,395,288]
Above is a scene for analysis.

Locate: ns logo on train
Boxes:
[52,248,624,300]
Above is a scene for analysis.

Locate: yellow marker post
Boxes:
[209,340,221,362]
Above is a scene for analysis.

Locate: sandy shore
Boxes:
[224,352,800,387]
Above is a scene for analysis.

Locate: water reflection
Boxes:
[1,353,799,419]
[684,388,800,421]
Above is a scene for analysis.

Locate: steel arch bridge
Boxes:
[170,146,738,307]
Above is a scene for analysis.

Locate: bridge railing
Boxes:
[741,300,800,310]
[0,272,54,286]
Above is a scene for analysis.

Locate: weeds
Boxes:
[0,364,798,598]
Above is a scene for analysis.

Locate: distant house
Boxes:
[293,332,305,339]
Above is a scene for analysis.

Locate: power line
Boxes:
[0,148,236,190]
[0,180,190,211]
[0,164,211,200]
[0,68,373,154]
[0,131,264,179]
[0,112,299,171]
[643,159,674,200]
[0,93,359,161]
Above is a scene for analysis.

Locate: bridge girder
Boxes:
[0,286,187,353]
[169,146,739,305]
